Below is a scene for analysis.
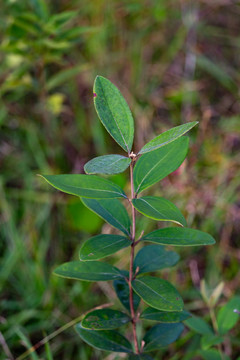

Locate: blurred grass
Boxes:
[0,0,240,359]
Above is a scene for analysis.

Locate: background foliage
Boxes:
[0,0,239,359]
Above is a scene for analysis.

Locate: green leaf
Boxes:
[113,278,141,313]
[185,316,213,335]
[81,198,131,236]
[81,309,130,330]
[198,349,230,360]
[129,355,154,360]
[140,308,191,323]
[94,76,134,153]
[142,227,215,246]
[46,64,89,91]
[134,136,189,193]
[75,323,132,353]
[201,334,224,350]
[143,323,184,352]
[54,261,123,281]
[40,174,127,199]
[217,296,240,335]
[132,196,187,227]
[134,245,179,275]
[79,234,131,261]
[84,154,131,175]
[132,276,183,311]
[138,122,198,154]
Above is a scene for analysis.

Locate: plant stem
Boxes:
[129,160,139,354]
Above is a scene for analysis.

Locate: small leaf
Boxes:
[209,282,224,307]
[84,154,131,175]
[94,76,134,153]
[54,261,123,281]
[82,309,130,330]
[132,276,183,311]
[132,196,187,227]
[75,323,132,353]
[113,278,141,313]
[185,316,213,335]
[79,234,131,261]
[201,334,224,350]
[46,64,89,91]
[143,323,184,352]
[134,245,179,275]
[81,198,131,236]
[138,122,198,154]
[217,296,240,335]
[134,136,189,194]
[140,308,191,323]
[40,174,127,199]
[143,227,215,246]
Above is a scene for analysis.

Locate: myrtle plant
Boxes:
[40,76,215,358]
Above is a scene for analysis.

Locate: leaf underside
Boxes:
[81,309,130,330]
[40,174,127,199]
[54,261,123,281]
[84,154,131,175]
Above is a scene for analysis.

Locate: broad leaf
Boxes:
[141,308,191,323]
[79,234,131,261]
[129,355,154,360]
[134,136,189,193]
[81,198,131,236]
[82,309,130,330]
[54,261,123,281]
[132,196,187,227]
[113,278,141,312]
[75,323,132,353]
[143,323,184,352]
[185,316,213,335]
[132,276,183,311]
[217,296,240,335]
[40,174,127,199]
[198,349,230,360]
[94,76,134,153]
[84,154,131,175]
[134,245,179,274]
[142,227,215,246]
[139,121,198,154]
[201,334,224,350]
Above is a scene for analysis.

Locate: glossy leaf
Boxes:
[142,227,216,246]
[140,307,191,323]
[139,121,198,154]
[132,196,187,227]
[94,76,134,153]
[134,136,189,193]
[81,198,131,236]
[75,323,132,353]
[54,261,123,281]
[81,309,130,330]
[143,323,184,352]
[79,234,131,261]
[84,154,131,175]
[132,276,183,311]
[134,245,179,275]
[40,174,127,199]
[217,296,240,335]
[113,278,141,312]
[185,316,213,335]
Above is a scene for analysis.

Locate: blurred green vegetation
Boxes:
[0,0,239,359]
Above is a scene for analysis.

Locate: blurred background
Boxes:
[0,0,239,359]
